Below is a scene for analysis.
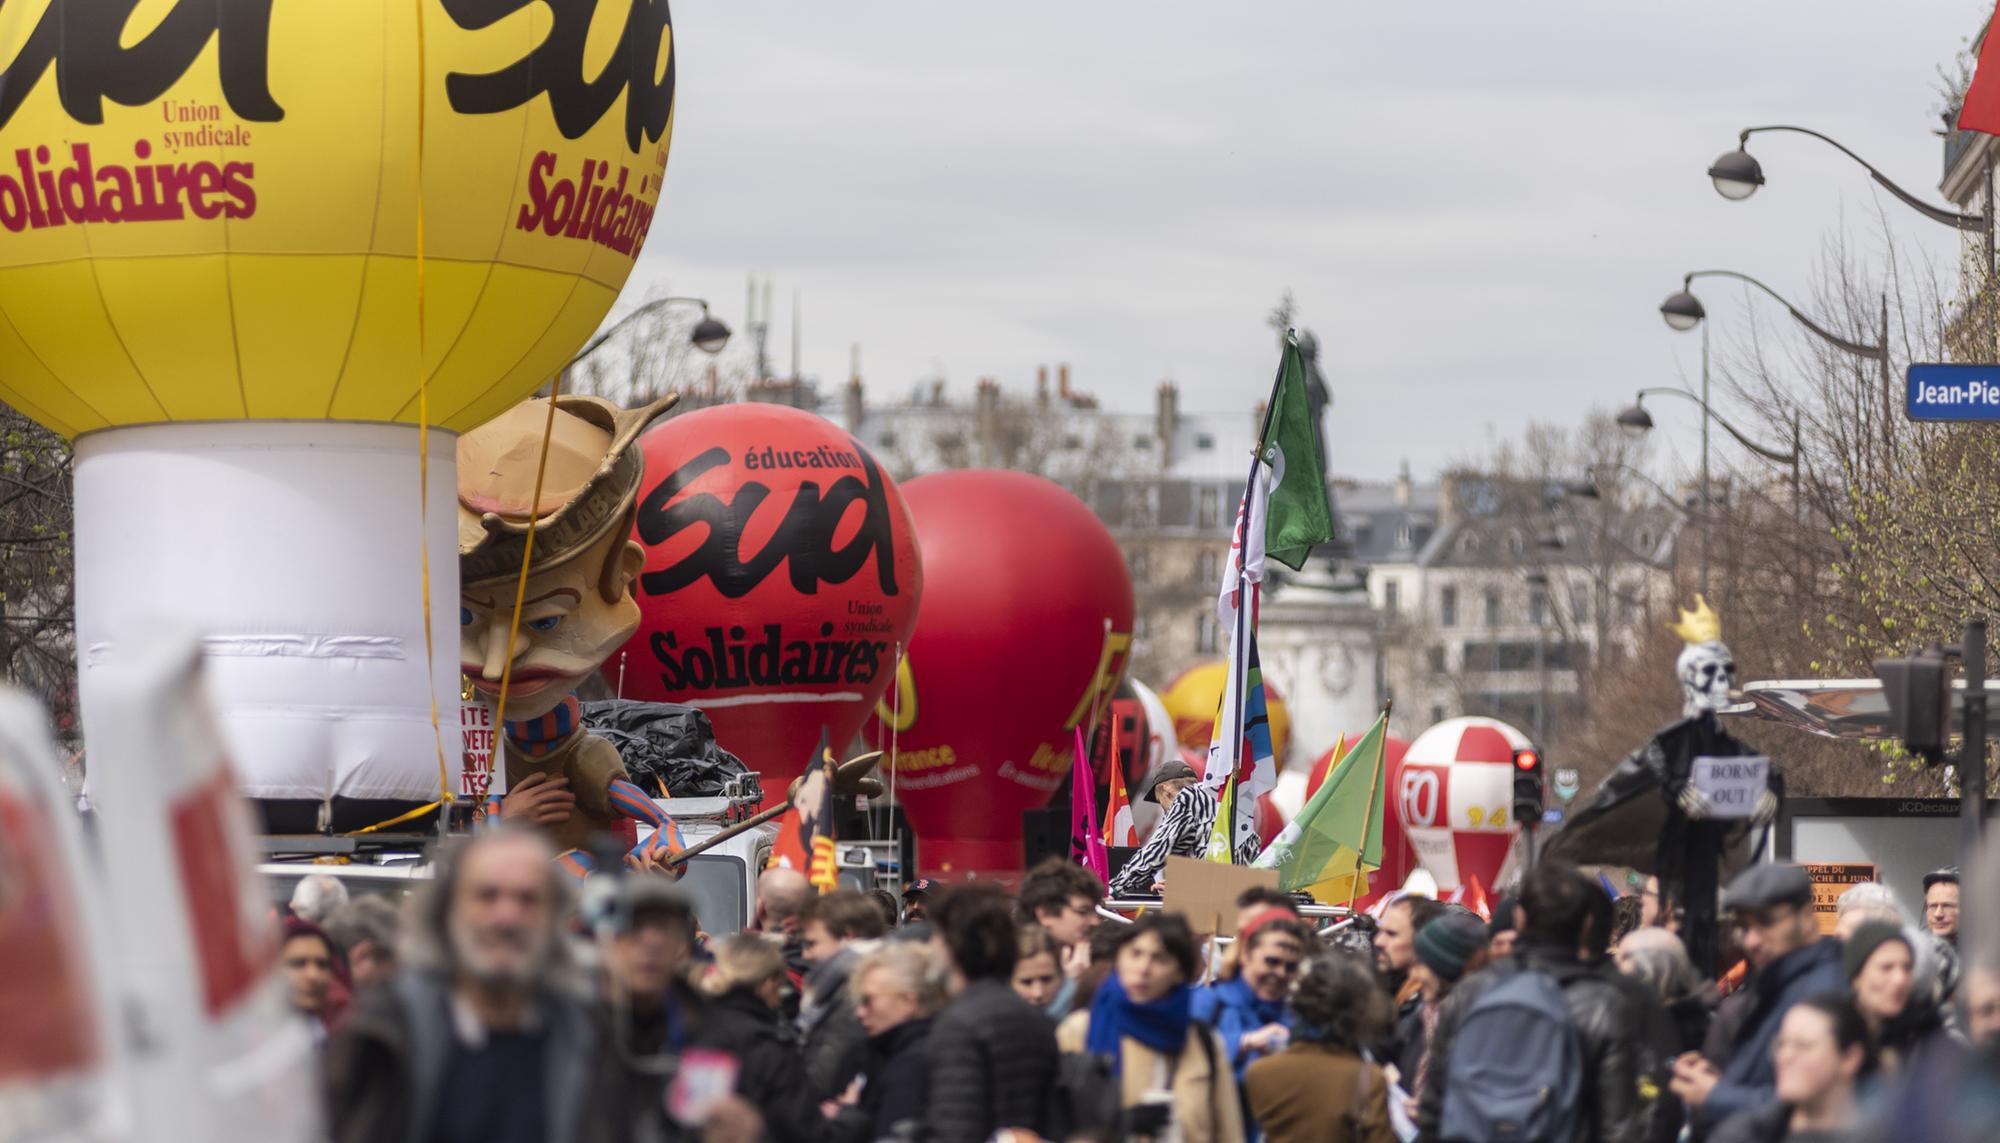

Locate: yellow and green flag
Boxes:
[1251,710,1389,902]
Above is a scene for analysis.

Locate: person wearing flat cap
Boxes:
[1669,863,1844,1134]
[1108,760,1260,897]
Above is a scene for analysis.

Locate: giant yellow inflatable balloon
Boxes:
[1161,660,1291,763]
[0,0,675,437]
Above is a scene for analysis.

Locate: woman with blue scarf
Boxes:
[1056,914,1246,1143]
[1193,911,1308,1075]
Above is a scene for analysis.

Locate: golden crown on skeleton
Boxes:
[1667,594,1723,646]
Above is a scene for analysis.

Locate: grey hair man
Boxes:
[323,826,653,1143]
[290,872,350,926]
[323,895,403,991]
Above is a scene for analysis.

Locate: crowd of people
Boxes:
[277,826,2000,1142]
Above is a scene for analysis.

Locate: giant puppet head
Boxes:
[458,395,676,720]
[1669,595,1735,718]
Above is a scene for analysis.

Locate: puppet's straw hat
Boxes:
[457,393,677,586]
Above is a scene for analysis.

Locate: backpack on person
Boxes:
[1438,970,1582,1143]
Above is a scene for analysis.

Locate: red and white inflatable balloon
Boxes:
[1396,717,1532,894]
[617,405,923,800]
[868,471,1133,877]
[1306,731,1415,910]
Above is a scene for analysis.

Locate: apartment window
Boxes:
[1061,433,1083,450]
[1461,533,1481,555]
[1195,433,1216,450]
[1485,588,1502,628]
[1506,531,1525,556]
[1133,435,1153,450]
[1384,579,1401,613]
[1429,704,1447,725]
[1133,614,1149,641]
[1196,613,1220,654]
[1529,589,1548,627]
[1440,587,1458,628]
[1198,486,1222,530]
[1426,646,1446,675]
[1130,550,1150,580]
[1197,551,1221,583]
[1396,523,1413,548]
[1574,591,1591,623]
[878,430,898,449]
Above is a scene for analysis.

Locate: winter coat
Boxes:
[1190,978,1295,1085]
[696,986,821,1143]
[925,979,1059,1143]
[1697,938,1846,1134]
[1414,944,1651,1143]
[1381,989,1426,1086]
[323,969,650,1143]
[822,1017,933,1143]
[1057,1009,1247,1143]
[1706,1102,1790,1143]
[800,948,870,1102]
[1242,1041,1394,1143]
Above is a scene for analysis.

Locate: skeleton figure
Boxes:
[1677,639,1737,719]
[1668,601,1776,824]
[1543,594,1783,976]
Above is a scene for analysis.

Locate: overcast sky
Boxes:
[631,1,1984,482]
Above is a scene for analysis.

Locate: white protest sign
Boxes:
[1691,756,1770,819]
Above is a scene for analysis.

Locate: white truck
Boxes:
[258,773,895,936]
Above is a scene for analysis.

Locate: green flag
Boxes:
[1259,336,1334,571]
[1251,709,1388,902]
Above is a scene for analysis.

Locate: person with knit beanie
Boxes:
[1406,910,1491,1107]
[1844,918,1962,1080]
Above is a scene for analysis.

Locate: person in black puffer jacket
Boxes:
[823,942,943,1143]
[695,934,821,1143]
[924,883,1059,1143]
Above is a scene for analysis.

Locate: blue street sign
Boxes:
[1907,363,2000,422]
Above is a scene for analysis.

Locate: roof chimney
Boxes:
[1395,460,1412,506]
[1058,364,1071,401]
[1036,365,1049,407]
[1156,380,1179,469]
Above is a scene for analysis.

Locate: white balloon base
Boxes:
[73,420,462,816]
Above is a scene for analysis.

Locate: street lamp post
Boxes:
[567,295,732,369]
[1662,267,1885,478]
[1615,386,1801,596]
[1707,124,1992,271]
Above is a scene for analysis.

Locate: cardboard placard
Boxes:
[1161,855,1278,936]
[1806,863,1877,935]
[461,701,497,799]
[1691,756,1769,819]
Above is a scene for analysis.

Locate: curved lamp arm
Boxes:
[1739,125,1985,232]
[1583,460,1695,518]
[1634,386,1798,465]
[1683,269,1884,361]
[569,296,712,366]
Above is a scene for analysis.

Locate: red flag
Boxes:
[1960,8,2000,134]
[1446,875,1492,923]
[1102,718,1137,848]
[768,729,832,880]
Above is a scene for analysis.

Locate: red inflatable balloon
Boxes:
[1305,731,1414,910]
[615,404,923,801]
[870,471,1134,877]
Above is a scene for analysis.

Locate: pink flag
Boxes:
[1071,728,1109,882]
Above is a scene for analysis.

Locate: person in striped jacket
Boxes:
[1110,761,1261,897]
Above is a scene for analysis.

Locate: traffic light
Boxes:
[1512,746,1544,827]
[1874,648,1951,761]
